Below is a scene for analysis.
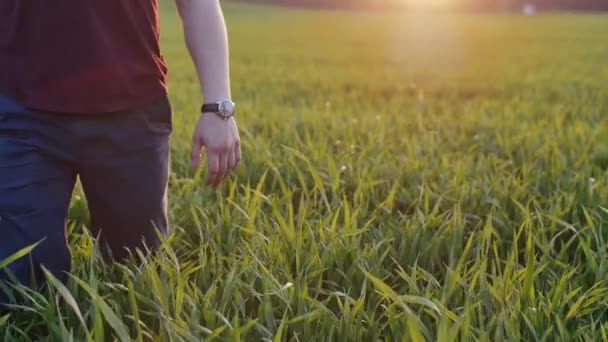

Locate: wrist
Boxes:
[203,96,231,103]
[201,99,236,120]
[203,90,231,102]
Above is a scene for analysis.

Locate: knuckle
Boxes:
[213,144,230,152]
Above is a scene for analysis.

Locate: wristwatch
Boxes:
[201,99,236,120]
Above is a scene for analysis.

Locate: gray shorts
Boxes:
[0,95,171,292]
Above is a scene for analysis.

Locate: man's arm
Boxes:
[176,0,241,187]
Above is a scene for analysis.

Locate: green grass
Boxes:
[2,3,608,341]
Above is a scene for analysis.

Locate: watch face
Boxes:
[219,101,235,116]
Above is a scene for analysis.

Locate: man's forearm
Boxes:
[177,0,231,102]
[176,0,241,187]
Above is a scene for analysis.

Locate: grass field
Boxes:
[2,3,608,341]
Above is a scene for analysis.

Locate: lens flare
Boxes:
[404,0,457,9]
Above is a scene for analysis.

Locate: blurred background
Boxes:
[227,0,608,11]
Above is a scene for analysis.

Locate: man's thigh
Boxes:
[0,111,76,287]
[77,96,172,259]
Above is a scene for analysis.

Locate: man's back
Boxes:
[0,0,167,113]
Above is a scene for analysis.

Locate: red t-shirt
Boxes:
[0,0,167,113]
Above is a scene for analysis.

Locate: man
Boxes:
[0,0,240,294]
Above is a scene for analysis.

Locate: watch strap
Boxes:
[201,103,220,113]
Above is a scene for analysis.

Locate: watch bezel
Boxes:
[217,100,236,119]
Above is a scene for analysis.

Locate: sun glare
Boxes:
[404,0,456,9]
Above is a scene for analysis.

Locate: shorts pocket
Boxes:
[138,96,173,136]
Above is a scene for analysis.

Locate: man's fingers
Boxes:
[191,138,203,168]
[228,149,236,172]
[206,152,220,186]
[235,142,241,167]
[216,152,229,186]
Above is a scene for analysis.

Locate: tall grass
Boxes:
[1,4,608,341]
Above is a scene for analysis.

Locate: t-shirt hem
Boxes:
[1,84,169,115]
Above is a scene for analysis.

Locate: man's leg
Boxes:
[77,96,171,259]
[0,108,76,300]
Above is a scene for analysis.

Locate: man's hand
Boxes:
[191,113,241,188]
[177,0,238,187]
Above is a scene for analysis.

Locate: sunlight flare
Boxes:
[404,0,458,9]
